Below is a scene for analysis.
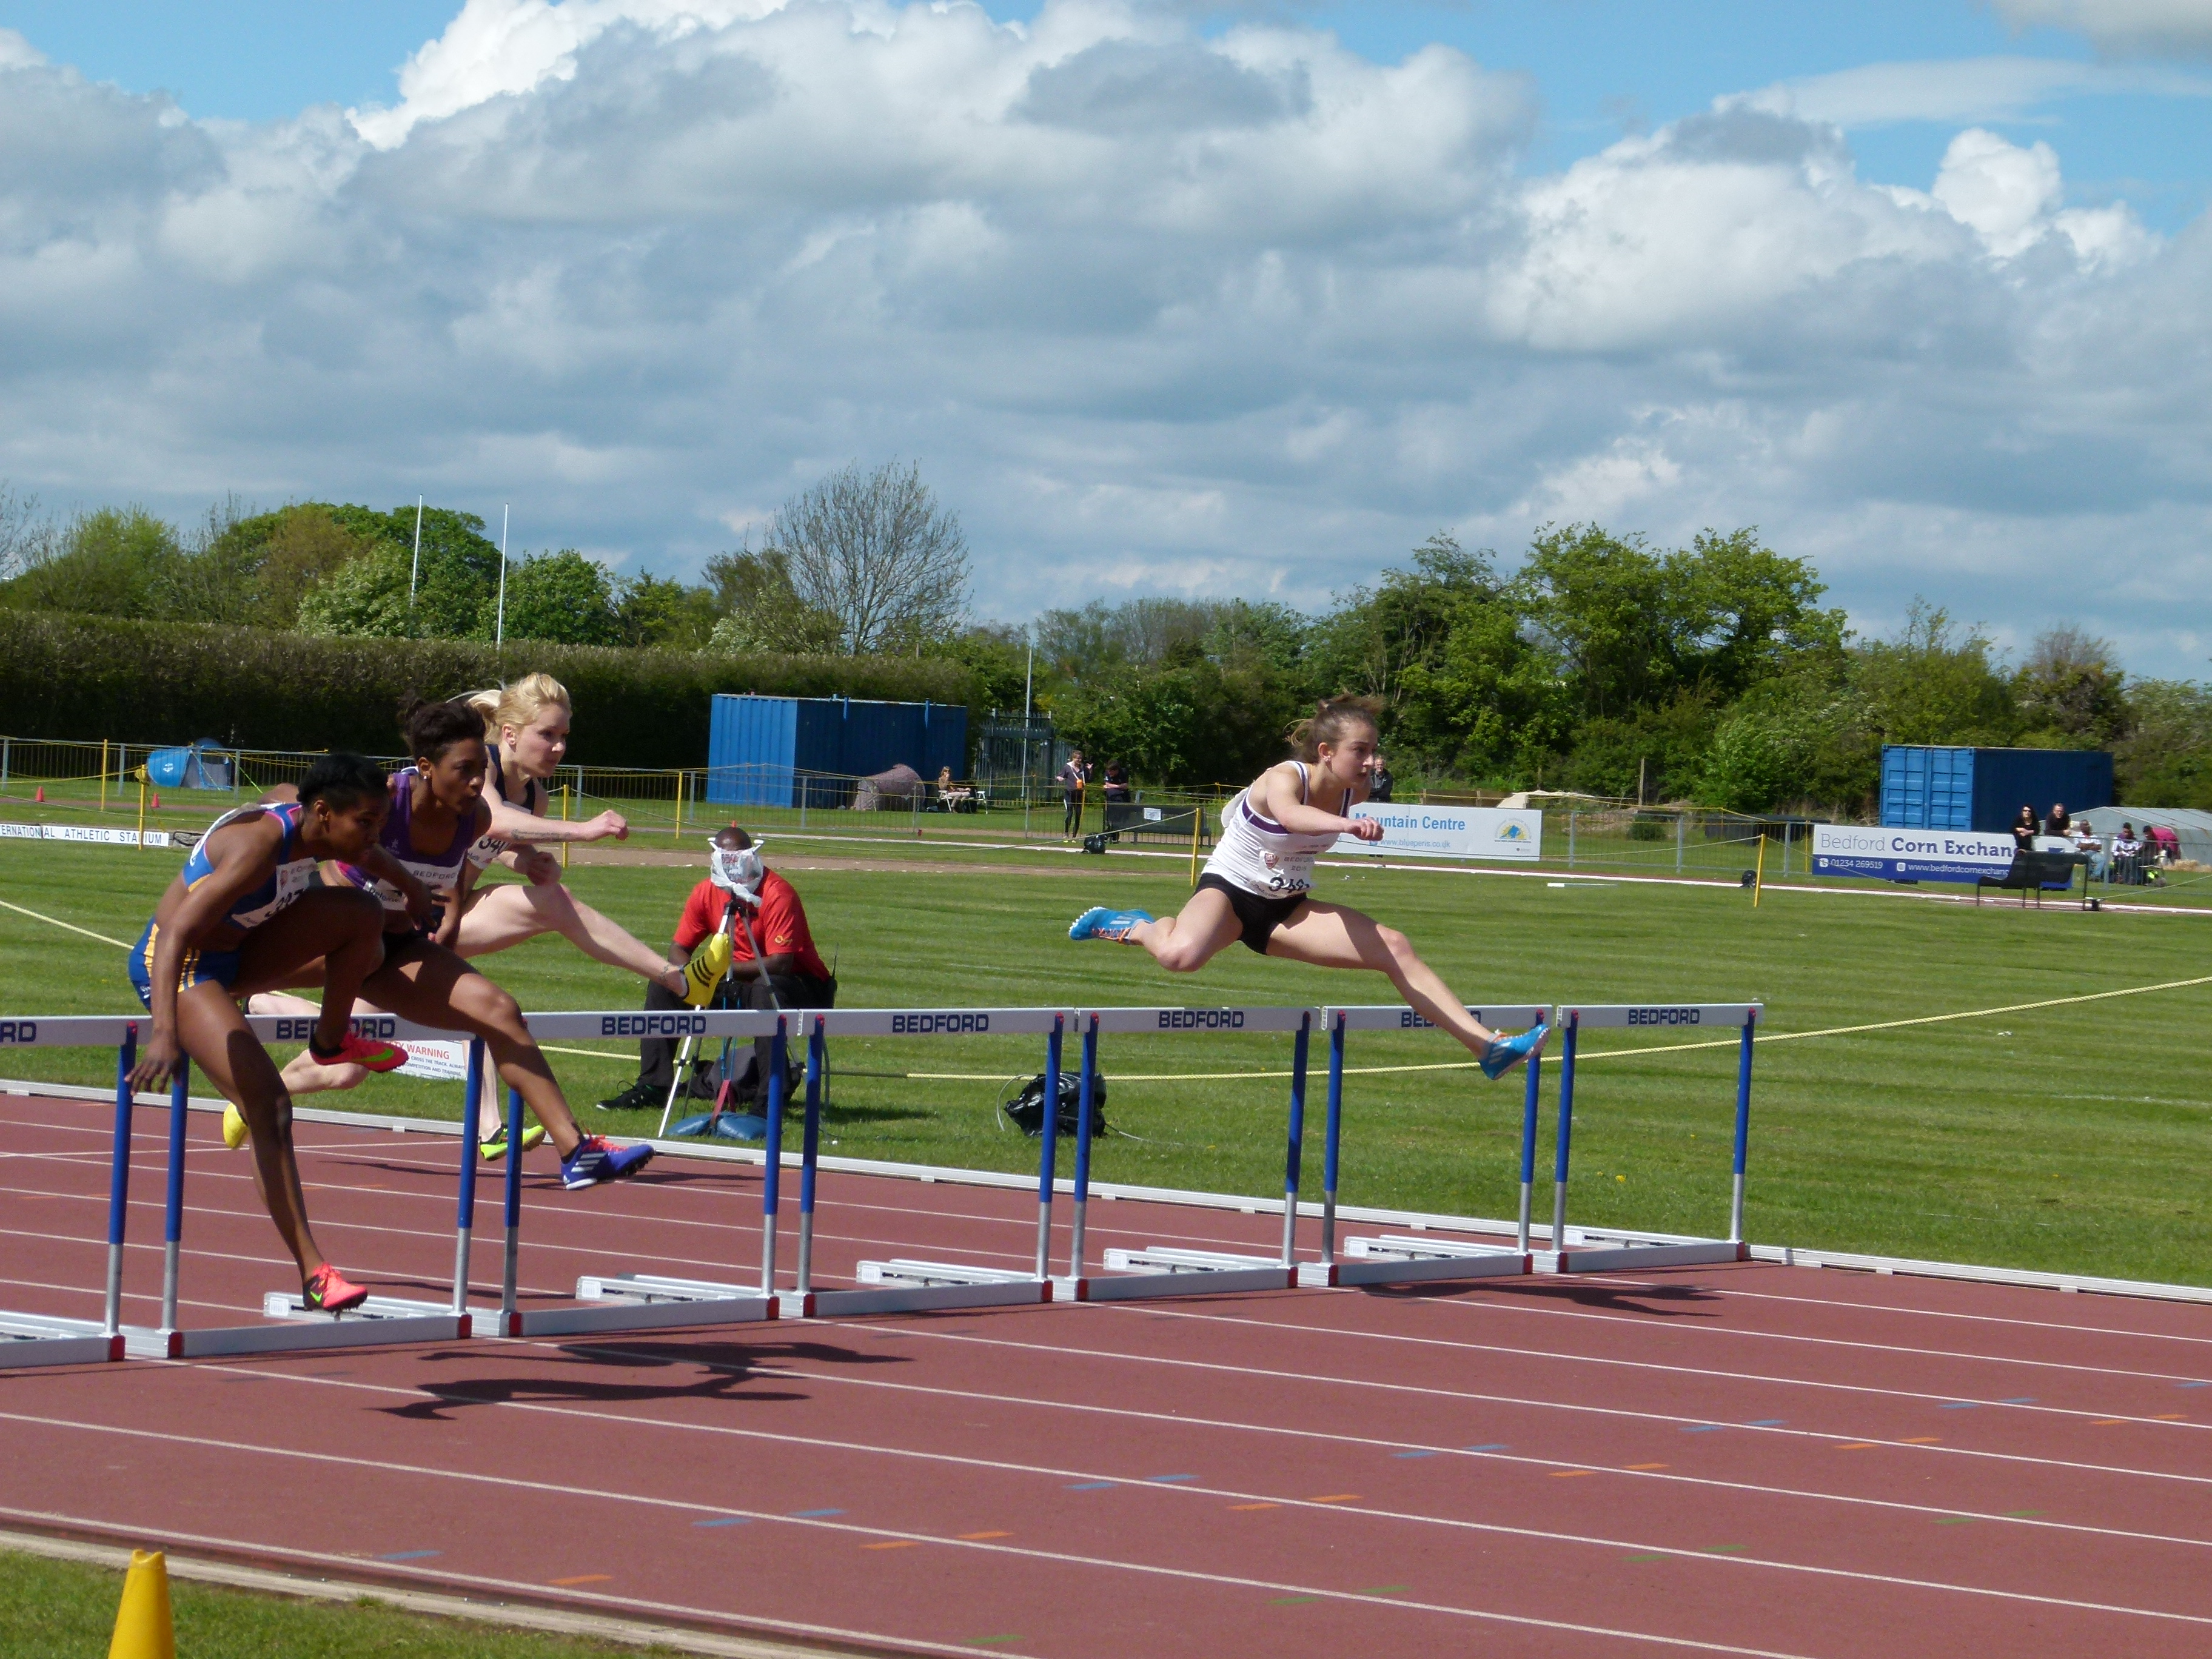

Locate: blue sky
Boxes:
[0,1,2207,674]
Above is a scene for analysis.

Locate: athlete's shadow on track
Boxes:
[382,1336,903,1421]
[1366,1280,1721,1319]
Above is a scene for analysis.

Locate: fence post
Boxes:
[673,767,684,843]
[560,783,571,870]
[1676,810,1686,873]
[1,736,8,788]
[1567,811,1576,870]
[100,739,109,813]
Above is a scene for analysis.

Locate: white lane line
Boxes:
[1196,1281,2212,1386]
[5,1181,2204,1432]
[50,1362,2212,1633]
[0,1417,1828,1658]
[697,1351,2212,1555]
[23,1098,2205,1353]
[1075,1301,2212,1428]
[1568,1277,2212,1349]
[834,1319,2212,1487]
[0,1504,1028,1659]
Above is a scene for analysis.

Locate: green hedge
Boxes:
[0,612,979,769]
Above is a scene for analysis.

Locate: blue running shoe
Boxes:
[1480,1024,1548,1081]
[561,1134,655,1190]
[1068,906,1153,942]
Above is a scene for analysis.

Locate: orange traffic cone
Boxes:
[149,793,160,810]
[107,1548,175,1658]
[33,785,44,803]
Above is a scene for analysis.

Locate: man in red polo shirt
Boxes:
[595,825,836,1113]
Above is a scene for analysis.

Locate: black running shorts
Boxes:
[1197,873,1309,954]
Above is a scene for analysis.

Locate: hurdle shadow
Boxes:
[382,1336,903,1419]
[1365,1278,1723,1319]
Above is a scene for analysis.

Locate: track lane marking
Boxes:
[14,1383,2212,1633]
[806,1320,2212,1491]
[1079,1302,2212,1427]
[0,1502,1036,1659]
[0,1439,1832,1658]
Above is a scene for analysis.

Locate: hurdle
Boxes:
[1301,1004,1544,1287]
[1544,1002,1762,1273]
[504,1008,780,1335]
[1059,1006,1309,1302]
[1,1012,473,1360]
[793,1008,1070,1317]
[0,1019,137,1367]
[566,1008,1071,1327]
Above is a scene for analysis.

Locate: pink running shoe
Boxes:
[303,1262,369,1314]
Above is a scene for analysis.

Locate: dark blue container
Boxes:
[705,695,968,807]
[1880,745,2112,834]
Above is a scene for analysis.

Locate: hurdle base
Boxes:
[1547,1238,1750,1274]
[510,1273,779,1336]
[1301,1237,1532,1287]
[1061,1250,1297,1302]
[801,1265,1055,1318]
[170,1298,470,1355]
[0,1315,122,1368]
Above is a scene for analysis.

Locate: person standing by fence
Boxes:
[1059,748,1090,840]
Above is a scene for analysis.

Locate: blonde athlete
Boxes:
[1067,698,1546,1079]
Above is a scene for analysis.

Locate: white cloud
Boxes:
[1744,53,2212,126]
[1920,126,2156,266]
[1989,0,2212,58]
[0,0,2206,673]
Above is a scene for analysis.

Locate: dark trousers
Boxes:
[1063,793,1083,836]
[636,972,836,1095]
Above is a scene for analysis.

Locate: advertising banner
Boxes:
[1335,805,1543,863]
[1810,823,2016,884]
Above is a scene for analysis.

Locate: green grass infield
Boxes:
[1,830,2207,1286]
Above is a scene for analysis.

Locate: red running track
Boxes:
[3,1090,2211,1658]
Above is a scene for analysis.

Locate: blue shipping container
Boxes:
[705,695,968,808]
[1879,745,2113,834]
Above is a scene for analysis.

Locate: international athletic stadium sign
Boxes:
[1809,823,2015,883]
[1335,805,1543,863]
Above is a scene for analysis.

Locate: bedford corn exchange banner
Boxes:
[1336,805,1543,863]
[1811,823,2016,884]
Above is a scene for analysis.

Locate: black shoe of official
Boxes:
[594,1079,660,1112]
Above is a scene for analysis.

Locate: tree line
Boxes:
[2,474,2202,812]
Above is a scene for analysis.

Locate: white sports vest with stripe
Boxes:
[1203,763,1346,899]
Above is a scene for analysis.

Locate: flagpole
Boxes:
[495,504,509,646]
[409,495,423,603]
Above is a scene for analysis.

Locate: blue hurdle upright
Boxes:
[1544,1002,1763,1274]
[1299,1003,1547,1287]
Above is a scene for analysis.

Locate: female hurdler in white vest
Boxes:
[1068,699,1547,1079]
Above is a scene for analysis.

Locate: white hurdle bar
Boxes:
[1302,1004,1546,1287]
[1546,1002,1763,1274]
[1059,1007,1314,1302]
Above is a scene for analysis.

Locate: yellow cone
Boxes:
[108,1548,176,1659]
